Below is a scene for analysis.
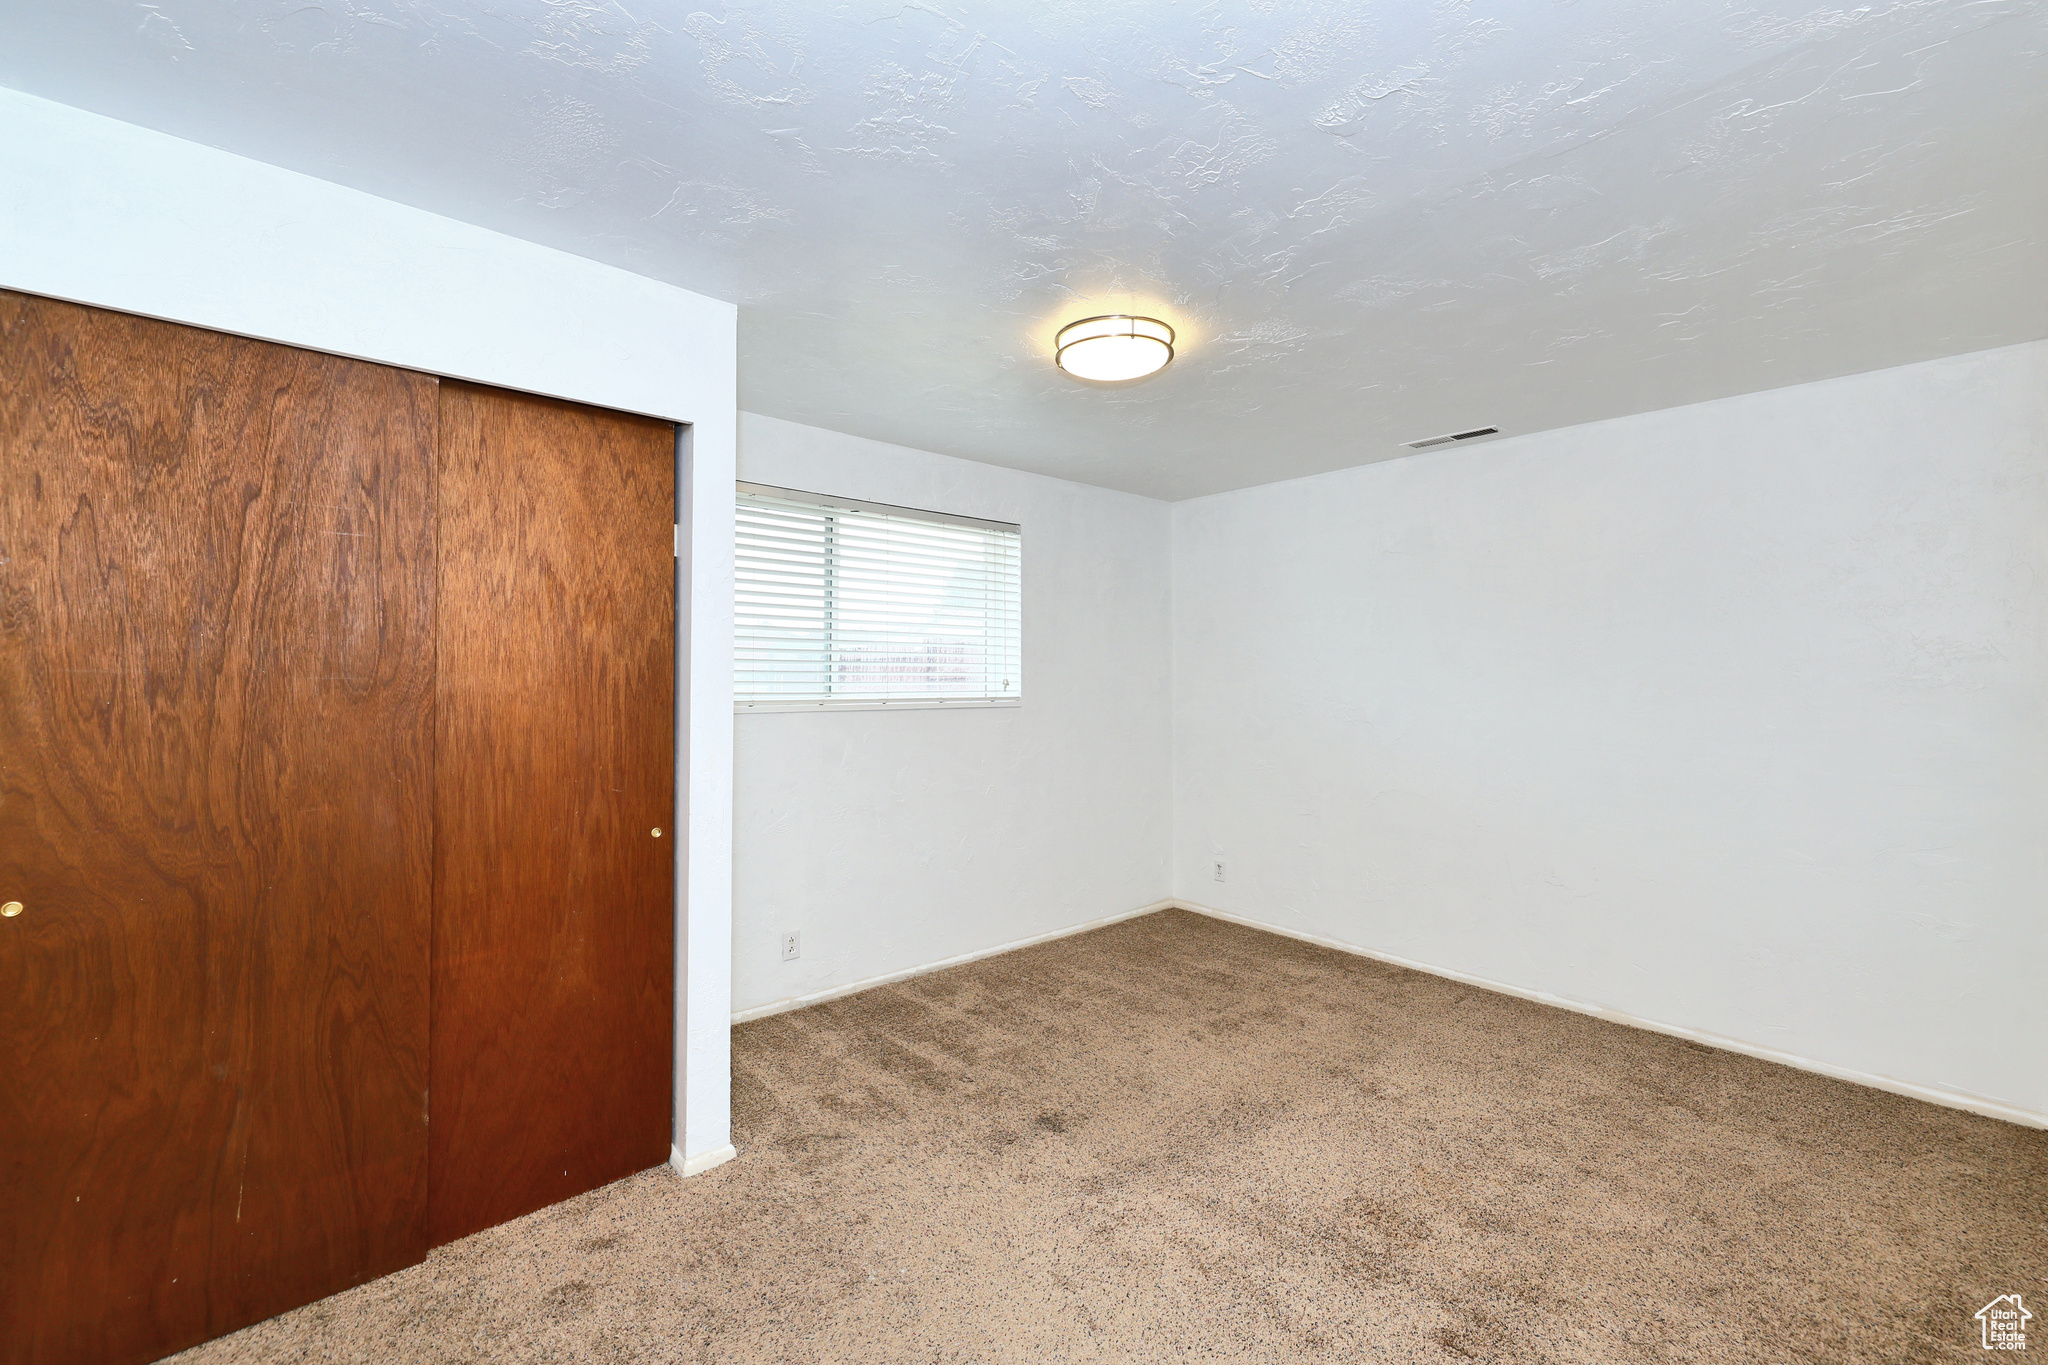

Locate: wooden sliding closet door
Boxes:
[428,381,675,1246]
[0,292,438,1365]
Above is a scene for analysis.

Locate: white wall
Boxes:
[0,88,739,1169]
[733,413,1172,1017]
[1174,341,2048,1123]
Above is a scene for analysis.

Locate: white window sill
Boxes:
[736,698,1023,714]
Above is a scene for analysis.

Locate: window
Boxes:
[735,483,1022,709]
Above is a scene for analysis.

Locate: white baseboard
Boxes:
[1173,898,2048,1131]
[671,1142,737,1178]
[730,899,1177,1025]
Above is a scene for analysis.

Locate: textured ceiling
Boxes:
[4,1,2044,498]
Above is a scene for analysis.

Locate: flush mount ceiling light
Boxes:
[1054,315,1175,382]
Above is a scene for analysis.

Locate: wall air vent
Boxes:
[1404,426,1500,450]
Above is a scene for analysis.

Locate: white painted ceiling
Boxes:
[4,1,2044,498]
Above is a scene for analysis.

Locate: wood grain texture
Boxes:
[0,292,438,1365]
[428,381,675,1247]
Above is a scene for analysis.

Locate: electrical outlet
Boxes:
[1213,861,1226,883]
[781,931,800,962]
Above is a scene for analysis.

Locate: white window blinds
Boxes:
[736,483,1022,708]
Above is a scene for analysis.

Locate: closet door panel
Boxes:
[429,381,675,1247]
[0,292,437,1365]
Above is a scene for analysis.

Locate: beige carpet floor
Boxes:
[174,909,2044,1363]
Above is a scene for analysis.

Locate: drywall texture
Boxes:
[734,413,1172,1016]
[1173,340,2048,1119]
[0,89,739,1167]
[7,3,2044,497]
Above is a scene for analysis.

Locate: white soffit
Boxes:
[4,1,2042,499]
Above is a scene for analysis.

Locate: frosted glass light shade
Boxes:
[1055,315,1175,381]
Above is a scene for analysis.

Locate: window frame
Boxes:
[733,481,1023,714]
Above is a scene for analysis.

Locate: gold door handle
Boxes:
[1,901,22,918]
